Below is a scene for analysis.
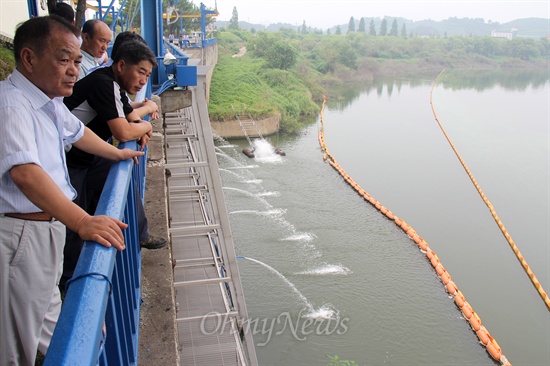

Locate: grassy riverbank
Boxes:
[208,29,548,133]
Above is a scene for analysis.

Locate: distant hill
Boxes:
[400,17,548,38]
[214,17,549,38]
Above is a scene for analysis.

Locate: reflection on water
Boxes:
[328,68,549,111]
[324,68,549,364]
[438,68,550,91]
[216,68,549,365]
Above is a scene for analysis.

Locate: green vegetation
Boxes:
[209,31,321,133]
[326,354,358,366]
[209,27,548,133]
[0,42,14,81]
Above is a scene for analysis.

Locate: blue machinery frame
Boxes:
[26,0,202,90]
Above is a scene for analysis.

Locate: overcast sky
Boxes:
[201,0,550,29]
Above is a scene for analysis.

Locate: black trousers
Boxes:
[61,156,149,283]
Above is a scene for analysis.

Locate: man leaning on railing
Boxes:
[0,15,143,366]
[60,33,167,291]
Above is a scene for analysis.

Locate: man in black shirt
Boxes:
[61,40,167,288]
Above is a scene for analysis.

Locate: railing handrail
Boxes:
[44,140,144,366]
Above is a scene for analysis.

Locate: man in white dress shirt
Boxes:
[0,15,142,365]
[79,19,111,79]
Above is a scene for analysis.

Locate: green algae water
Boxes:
[215,69,549,365]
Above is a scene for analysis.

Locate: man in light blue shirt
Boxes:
[0,16,143,365]
[79,19,111,80]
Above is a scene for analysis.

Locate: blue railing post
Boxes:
[44,141,145,366]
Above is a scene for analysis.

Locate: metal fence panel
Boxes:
[44,141,144,366]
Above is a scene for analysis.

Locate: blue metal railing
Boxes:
[44,141,145,366]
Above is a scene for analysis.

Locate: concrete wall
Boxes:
[211,114,281,139]
[155,89,192,114]
[183,43,218,103]
[1,0,43,37]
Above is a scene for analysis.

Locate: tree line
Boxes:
[305,17,408,37]
[209,24,547,131]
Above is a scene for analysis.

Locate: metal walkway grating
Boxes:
[163,82,257,365]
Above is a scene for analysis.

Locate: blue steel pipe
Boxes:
[142,0,165,86]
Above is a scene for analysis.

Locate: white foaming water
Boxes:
[257,191,280,197]
[244,179,263,185]
[226,165,259,170]
[303,305,339,320]
[296,264,352,276]
[219,168,246,181]
[229,209,286,217]
[281,232,316,243]
[252,139,284,164]
[215,151,244,167]
[224,186,312,243]
[223,187,273,208]
[240,257,339,320]
[241,257,314,312]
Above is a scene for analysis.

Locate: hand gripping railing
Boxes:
[44,141,145,366]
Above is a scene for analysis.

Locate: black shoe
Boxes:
[140,235,168,249]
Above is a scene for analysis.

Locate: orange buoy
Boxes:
[440,271,451,285]
[380,206,388,215]
[411,234,421,244]
[394,218,403,227]
[430,253,440,267]
[462,301,473,319]
[385,210,395,220]
[406,227,416,237]
[469,311,482,331]
[426,248,435,260]
[476,325,490,345]
[487,341,503,362]
[417,239,429,251]
[435,263,445,275]
[445,280,457,295]
[489,337,502,354]
[454,290,465,308]
[323,153,327,161]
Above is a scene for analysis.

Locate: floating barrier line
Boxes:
[430,69,550,313]
[318,96,511,365]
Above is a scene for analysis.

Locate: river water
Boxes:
[214,69,549,365]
